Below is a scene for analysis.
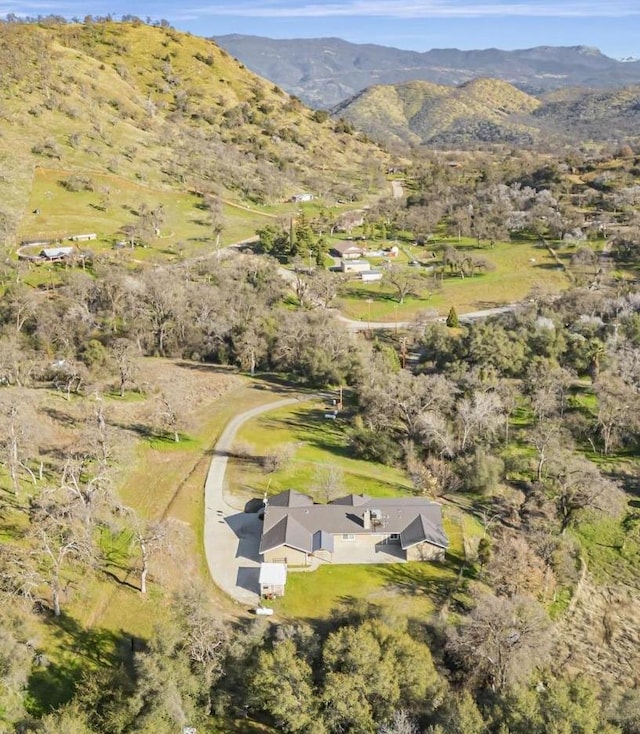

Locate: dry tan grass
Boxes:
[554,575,640,687]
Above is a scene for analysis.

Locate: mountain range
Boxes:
[213,34,640,110]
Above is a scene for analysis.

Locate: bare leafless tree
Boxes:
[448,592,551,691]
[311,464,345,503]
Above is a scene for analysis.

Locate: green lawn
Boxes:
[229,400,414,501]
[272,514,466,620]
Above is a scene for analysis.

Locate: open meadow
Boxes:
[337,235,573,321]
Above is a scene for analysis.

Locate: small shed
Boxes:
[259,562,287,598]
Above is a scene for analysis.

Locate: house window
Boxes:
[389,533,400,541]
[342,533,355,541]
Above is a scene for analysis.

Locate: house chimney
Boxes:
[363,509,371,530]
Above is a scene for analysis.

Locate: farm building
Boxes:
[362,270,383,282]
[331,241,364,260]
[40,246,75,262]
[69,233,97,242]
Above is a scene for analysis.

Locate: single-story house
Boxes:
[331,241,364,260]
[290,193,314,203]
[259,562,287,598]
[260,491,448,567]
[341,259,371,274]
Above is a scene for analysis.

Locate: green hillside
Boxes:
[334,77,540,146]
[0,20,387,253]
[334,75,640,148]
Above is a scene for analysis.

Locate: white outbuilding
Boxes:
[259,562,287,598]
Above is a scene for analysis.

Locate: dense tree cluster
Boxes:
[2,594,635,733]
[0,255,360,388]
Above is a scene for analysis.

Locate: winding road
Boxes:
[335,304,516,332]
[203,396,300,605]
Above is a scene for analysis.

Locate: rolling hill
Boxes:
[332,78,640,147]
[213,34,640,109]
[0,20,388,248]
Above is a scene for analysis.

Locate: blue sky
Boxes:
[5,0,640,59]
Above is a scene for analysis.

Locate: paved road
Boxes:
[335,304,516,332]
[203,396,300,605]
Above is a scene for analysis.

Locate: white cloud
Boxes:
[186,0,640,19]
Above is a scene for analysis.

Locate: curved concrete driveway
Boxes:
[204,396,300,605]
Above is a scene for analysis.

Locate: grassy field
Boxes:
[228,399,414,501]
[86,376,308,626]
[225,396,488,623]
[18,167,283,263]
[337,236,571,321]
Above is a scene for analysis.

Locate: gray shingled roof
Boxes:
[260,514,314,554]
[329,493,371,506]
[400,514,449,550]
[268,489,315,507]
[260,493,447,556]
[331,241,363,256]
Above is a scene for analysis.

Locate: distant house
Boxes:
[290,193,314,203]
[259,491,448,567]
[40,246,75,262]
[334,211,365,233]
[331,241,364,260]
[341,259,371,274]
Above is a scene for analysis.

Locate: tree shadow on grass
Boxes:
[608,468,640,500]
[533,262,566,270]
[377,562,463,610]
[27,611,138,715]
[41,406,78,427]
[108,420,177,446]
[267,406,354,458]
[342,288,396,303]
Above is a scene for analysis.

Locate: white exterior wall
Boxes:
[341,260,371,273]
